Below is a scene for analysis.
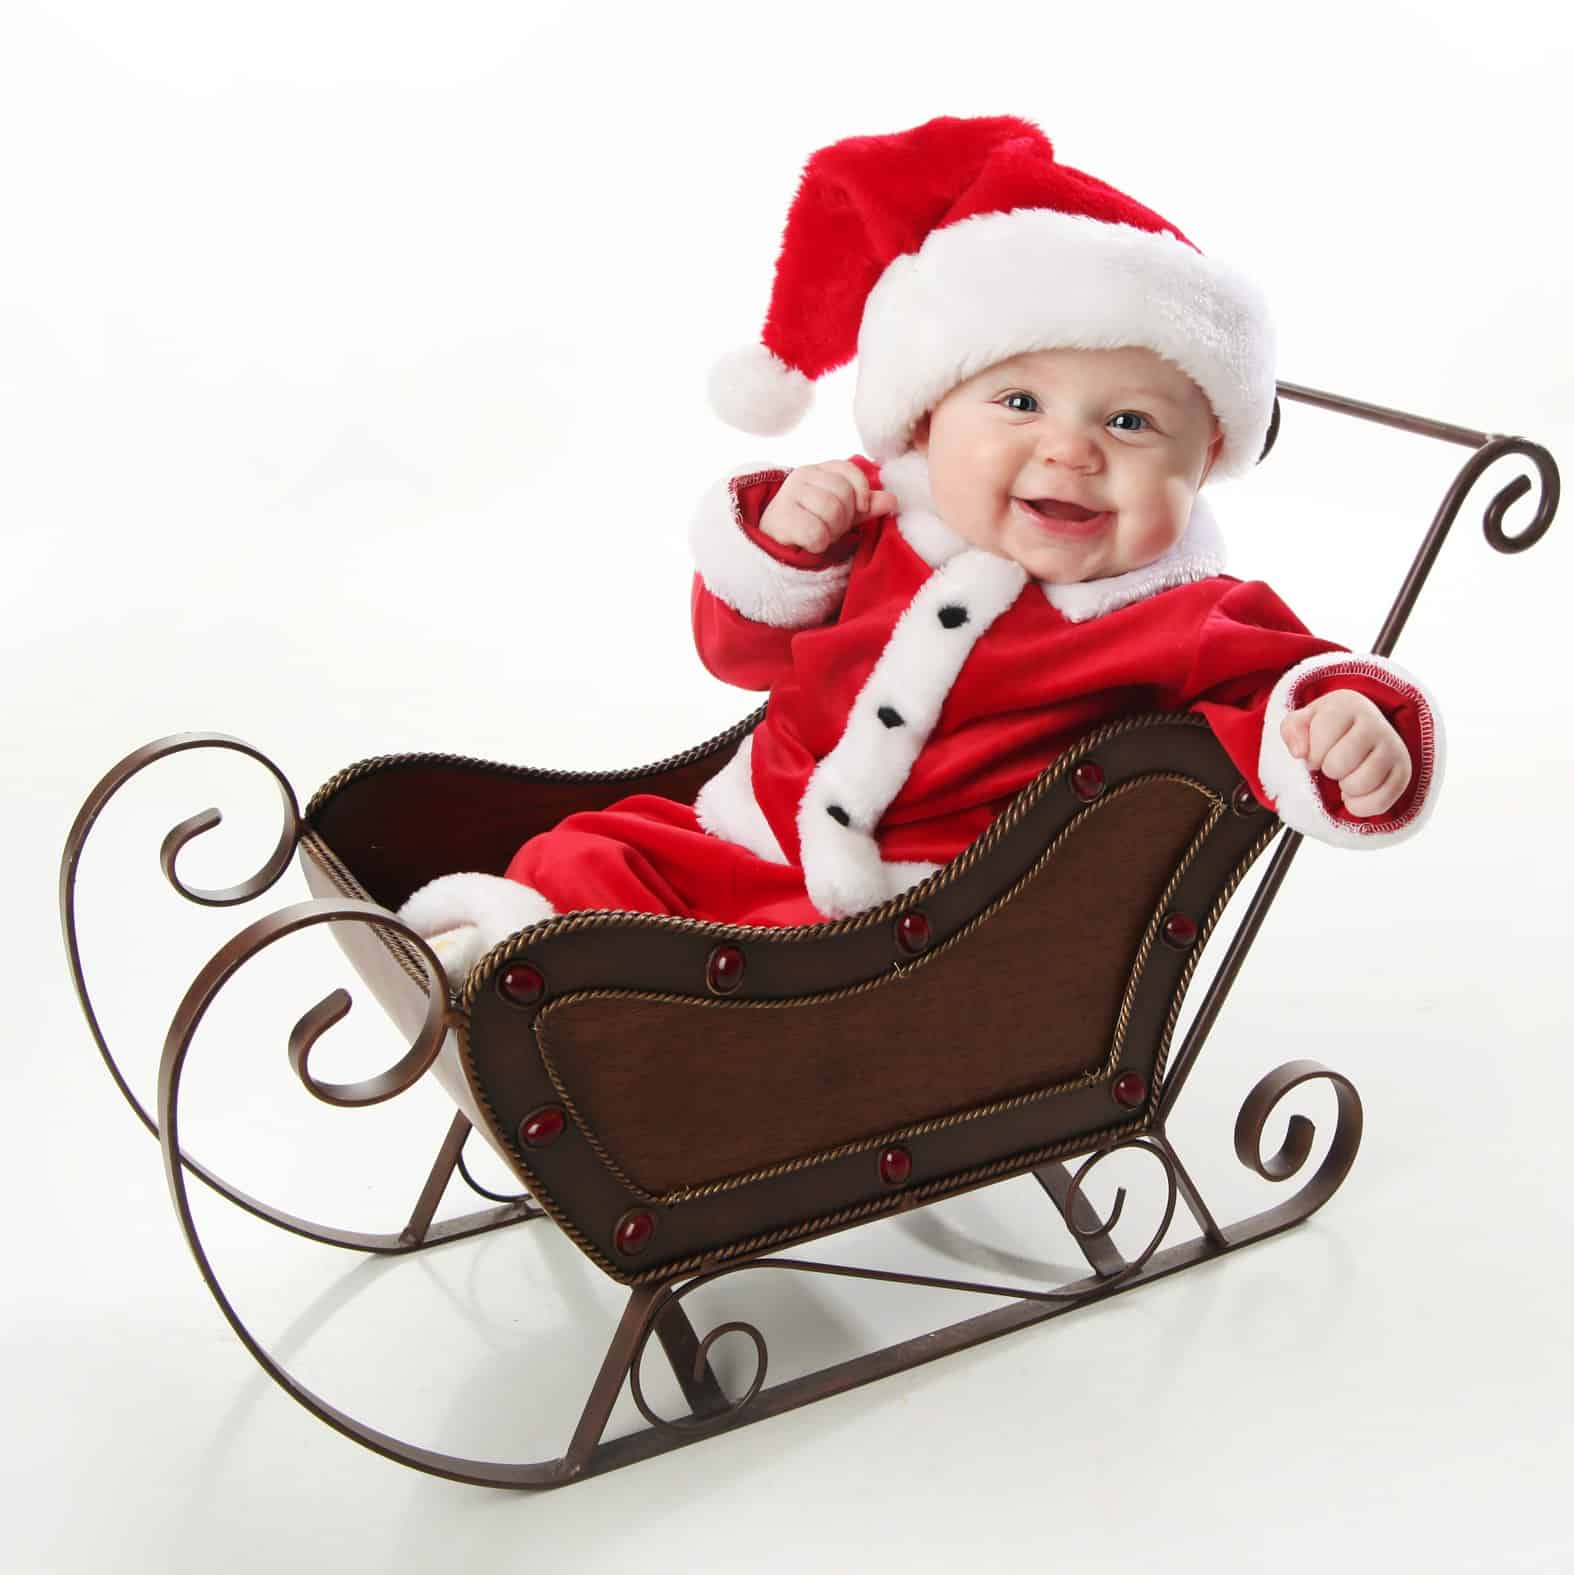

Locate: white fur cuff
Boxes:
[398,872,556,983]
[1257,651,1444,849]
[689,466,853,628]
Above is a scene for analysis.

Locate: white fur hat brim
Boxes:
[852,208,1276,478]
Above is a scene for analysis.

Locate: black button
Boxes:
[826,804,851,827]
[877,706,904,728]
[938,605,968,628]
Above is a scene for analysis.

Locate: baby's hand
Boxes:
[1279,689,1412,818]
[759,461,898,553]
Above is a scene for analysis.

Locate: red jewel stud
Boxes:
[706,943,745,995]
[499,963,545,1006]
[1113,1072,1147,1108]
[1162,913,1199,949]
[895,911,931,955]
[879,1145,913,1185]
[1232,781,1264,816]
[614,1209,656,1256]
[519,1105,566,1148]
[1070,760,1105,803]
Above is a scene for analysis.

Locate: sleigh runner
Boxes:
[62,382,1558,1486]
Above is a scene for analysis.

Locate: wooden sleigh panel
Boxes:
[299,712,1277,1285]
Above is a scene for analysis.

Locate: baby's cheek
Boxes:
[1124,507,1184,567]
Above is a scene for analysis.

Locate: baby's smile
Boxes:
[1012,495,1115,545]
[1013,494,1109,530]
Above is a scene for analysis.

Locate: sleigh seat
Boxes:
[299,709,1270,1286]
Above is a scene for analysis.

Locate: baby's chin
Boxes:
[1012,539,1171,584]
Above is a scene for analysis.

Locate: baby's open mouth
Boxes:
[1017,496,1103,522]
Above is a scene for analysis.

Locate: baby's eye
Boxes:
[1001,392,1039,413]
[1109,411,1150,432]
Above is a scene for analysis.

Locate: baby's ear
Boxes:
[912,412,931,452]
[1199,424,1224,484]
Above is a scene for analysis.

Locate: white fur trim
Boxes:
[880,448,1226,618]
[797,548,1028,917]
[398,872,556,983]
[1257,651,1444,849]
[693,733,789,864]
[885,859,942,894]
[697,729,940,899]
[708,344,815,436]
[879,448,972,566]
[689,466,853,628]
[853,209,1276,479]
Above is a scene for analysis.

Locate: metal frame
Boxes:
[60,381,1558,1487]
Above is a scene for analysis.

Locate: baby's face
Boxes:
[913,345,1223,584]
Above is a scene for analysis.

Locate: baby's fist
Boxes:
[759,461,897,554]
[1280,689,1412,818]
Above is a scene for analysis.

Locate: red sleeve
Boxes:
[690,576,797,690]
[689,465,861,692]
[1177,581,1435,835]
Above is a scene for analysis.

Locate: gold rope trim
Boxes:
[529,772,1221,1204]
[302,709,1241,1285]
[630,1113,1152,1286]
[1149,817,1283,1090]
[452,817,1283,1290]
[629,822,1285,1286]
[297,832,432,993]
[302,707,767,822]
[458,710,1220,1002]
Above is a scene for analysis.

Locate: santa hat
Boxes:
[708,115,1276,480]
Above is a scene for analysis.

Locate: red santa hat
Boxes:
[708,114,1276,479]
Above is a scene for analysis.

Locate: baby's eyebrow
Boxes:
[1116,387,1185,410]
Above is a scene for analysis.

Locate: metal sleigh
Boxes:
[61,383,1559,1489]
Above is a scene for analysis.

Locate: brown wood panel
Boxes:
[538,781,1210,1194]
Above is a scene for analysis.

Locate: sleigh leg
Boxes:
[399,1110,472,1245]
[1146,1130,1229,1248]
[398,1110,542,1249]
[651,1298,731,1420]
[1032,1161,1127,1277]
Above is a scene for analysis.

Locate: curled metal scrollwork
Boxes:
[1374,436,1559,655]
[154,897,587,1488]
[1233,1058,1363,1227]
[628,1297,770,1434]
[1061,1136,1179,1281]
[61,732,305,1139]
[624,1136,1183,1435]
[1467,436,1558,555]
[144,899,452,1247]
[135,733,302,907]
[166,898,451,1114]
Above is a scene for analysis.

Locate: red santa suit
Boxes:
[490,449,1441,931]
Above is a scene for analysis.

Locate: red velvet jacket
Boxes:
[687,454,1440,919]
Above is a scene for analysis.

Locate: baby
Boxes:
[400,115,1439,980]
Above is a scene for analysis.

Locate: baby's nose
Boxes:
[1035,425,1098,467]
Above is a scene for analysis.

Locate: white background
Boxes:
[6,2,1572,1570]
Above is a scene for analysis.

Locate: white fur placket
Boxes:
[797,546,1028,917]
[693,449,1231,920]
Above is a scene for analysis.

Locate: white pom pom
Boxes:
[707,344,814,436]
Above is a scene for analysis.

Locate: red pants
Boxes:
[504,794,823,926]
